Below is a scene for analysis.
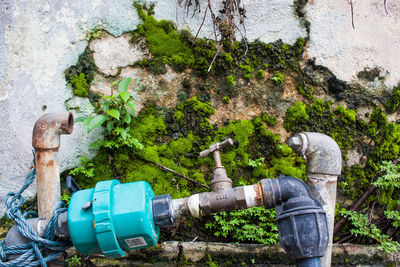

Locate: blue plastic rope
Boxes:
[0,153,71,267]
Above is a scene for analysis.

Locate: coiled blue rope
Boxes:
[0,153,71,266]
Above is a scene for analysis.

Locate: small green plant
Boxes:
[71,73,88,97]
[271,72,284,85]
[205,207,279,245]
[60,192,71,205]
[372,161,400,189]
[222,96,230,104]
[69,156,95,177]
[66,255,81,267]
[248,157,265,167]
[340,209,400,254]
[385,209,400,227]
[78,77,143,150]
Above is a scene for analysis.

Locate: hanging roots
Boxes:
[178,0,248,71]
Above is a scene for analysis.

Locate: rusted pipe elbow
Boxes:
[32,112,74,150]
[288,132,342,176]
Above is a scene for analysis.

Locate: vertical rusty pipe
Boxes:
[32,112,74,223]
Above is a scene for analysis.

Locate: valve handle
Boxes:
[199,138,234,158]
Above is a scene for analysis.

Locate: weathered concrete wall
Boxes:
[0,0,399,215]
[0,0,142,213]
[307,0,400,89]
[0,0,306,214]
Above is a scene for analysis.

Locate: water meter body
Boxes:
[67,180,159,258]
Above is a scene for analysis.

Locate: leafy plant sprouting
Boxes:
[247,157,265,168]
[78,77,143,150]
[337,161,400,255]
[340,209,400,254]
[205,207,279,245]
[69,156,95,178]
[66,255,81,267]
[372,160,400,189]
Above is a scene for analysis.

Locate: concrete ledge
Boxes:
[80,241,396,266]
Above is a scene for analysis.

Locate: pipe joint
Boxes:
[261,175,329,260]
[32,112,74,150]
[289,132,342,176]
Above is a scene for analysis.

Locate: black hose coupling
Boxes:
[260,175,329,260]
[152,194,174,227]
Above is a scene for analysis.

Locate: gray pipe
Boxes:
[288,132,342,267]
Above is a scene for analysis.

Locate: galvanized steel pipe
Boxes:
[288,132,342,267]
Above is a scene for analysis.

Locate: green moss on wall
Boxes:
[271,72,284,85]
[65,46,97,96]
[69,93,308,244]
[70,73,88,97]
[131,3,306,84]
[134,3,194,72]
[384,86,400,114]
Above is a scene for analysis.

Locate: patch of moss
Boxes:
[357,67,383,82]
[239,64,254,76]
[222,96,230,104]
[134,3,194,70]
[70,73,88,97]
[256,69,265,79]
[138,58,167,74]
[284,102,309,132]
[65,46,97,94]
[296,83,314,100]
[0,216,13,239]
[261,113,277,127]
[384,86,400,114]
[224,75,235,88]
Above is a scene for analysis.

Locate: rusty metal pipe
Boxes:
[179,184,263,218]
[288,132,342,267]
[32,112,74,223]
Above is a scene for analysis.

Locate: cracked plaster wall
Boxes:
[0,0,399,215]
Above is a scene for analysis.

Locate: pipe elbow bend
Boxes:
[261,175,312,208]
[32,112,74,150]
[289,132,342,176]
[261,175,329,260]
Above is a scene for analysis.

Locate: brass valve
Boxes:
[200,138,234,192]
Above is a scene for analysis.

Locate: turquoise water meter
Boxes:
[68,180,172,258]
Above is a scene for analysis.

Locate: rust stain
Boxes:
[32,112,74,149]
[46,160,54,167]
[255,184,263,205]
